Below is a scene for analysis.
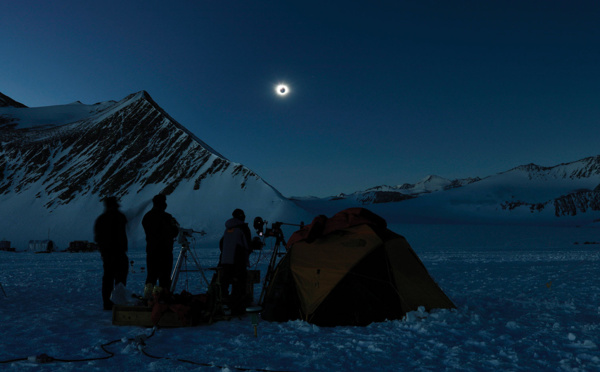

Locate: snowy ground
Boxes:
[1,224,599,371]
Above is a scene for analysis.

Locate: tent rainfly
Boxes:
[261,208,456,326]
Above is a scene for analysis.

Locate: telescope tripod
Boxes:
[253,219,304,307]
[257,235,285,306]
[170,240,228,323]
[170,241,210,293]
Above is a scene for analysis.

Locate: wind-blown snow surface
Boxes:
[1,224,599,371]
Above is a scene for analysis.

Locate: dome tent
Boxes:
[261,208,455,326]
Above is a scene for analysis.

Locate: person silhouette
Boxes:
[142,194,179,293]
[94,196,128,310]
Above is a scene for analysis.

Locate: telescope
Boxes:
[177,228,206,245]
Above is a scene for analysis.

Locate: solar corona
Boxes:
[275,84,290,96]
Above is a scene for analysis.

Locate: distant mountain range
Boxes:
[2,90,599,250]
[329,175,483,203]
[294,157,600,226]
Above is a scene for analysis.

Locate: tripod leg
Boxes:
[187,248,210,287]
[258,243,280,306]
[0,283,6,297]
[170,248,187,293]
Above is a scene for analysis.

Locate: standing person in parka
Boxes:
[142,194,180,293]
[218,208,252,314]
[94,196,129,311]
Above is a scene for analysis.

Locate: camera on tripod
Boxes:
[253,217,266,236]
[253,217,285,247]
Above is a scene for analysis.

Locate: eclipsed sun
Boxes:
[275,84,290,96]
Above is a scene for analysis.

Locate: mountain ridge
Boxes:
[0,91,308,250]
[0,92,27,108]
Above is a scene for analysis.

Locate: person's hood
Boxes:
[225,218,246,229]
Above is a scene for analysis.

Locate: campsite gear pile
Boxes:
[260,208,456,326]
[147,288,215,326]
[112,279,228,327]
[112,268,261,327]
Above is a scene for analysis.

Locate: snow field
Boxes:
[0,224,599,371]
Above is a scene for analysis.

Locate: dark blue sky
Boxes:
[2,1,600,197]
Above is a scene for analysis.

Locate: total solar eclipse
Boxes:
[275,84,290,96]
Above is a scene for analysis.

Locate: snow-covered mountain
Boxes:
[294,157,600,226]
[2,90,599,251]
[0,91,310,250]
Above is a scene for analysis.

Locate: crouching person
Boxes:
[218,209,252,315]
